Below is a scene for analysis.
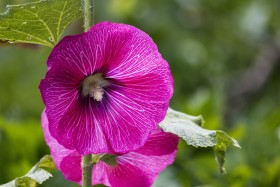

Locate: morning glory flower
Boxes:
[42,111,178,187]
[40,21,173,154]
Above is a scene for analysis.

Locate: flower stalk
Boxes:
[82,154,93,187]
[82,154,100,187]
[82,1,94,187]
[82,0,94,31]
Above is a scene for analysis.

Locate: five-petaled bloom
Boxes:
[40,21,174,154]
[42,111,179,187]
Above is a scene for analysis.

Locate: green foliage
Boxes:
[0,155,55,187]
[159,108,240,174]
[0,117,52,185]
[214,131,239,174]
[0,47,49,119]
[0,0,82,47]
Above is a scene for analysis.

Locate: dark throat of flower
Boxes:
[82,73,109,101]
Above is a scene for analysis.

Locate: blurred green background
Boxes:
[1,0,280,186]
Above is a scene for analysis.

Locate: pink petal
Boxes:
[41,110,75,169]
[133,128,179,156]
[93,129,179,187]
[92,161,110,186]
[115,129,179,184]
[40,21,173,154]
[43,112,179,187]
[106,162,153,187]
[60,152,83,183]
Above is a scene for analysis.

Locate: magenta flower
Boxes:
[39,21,173,155]
[42,111,178,187]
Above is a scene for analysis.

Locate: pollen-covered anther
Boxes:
[82,73,109,101]
[89,84,104,101]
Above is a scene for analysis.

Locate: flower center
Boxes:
[82,73,109,101]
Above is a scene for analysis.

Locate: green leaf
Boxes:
[159,108,241,174]
[0,0,82,47]
[0,155,56,187]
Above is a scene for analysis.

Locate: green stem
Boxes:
[82,154,100,187]
[82,1,95,186]
[82,0,94,31]
[82,154,93,187]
